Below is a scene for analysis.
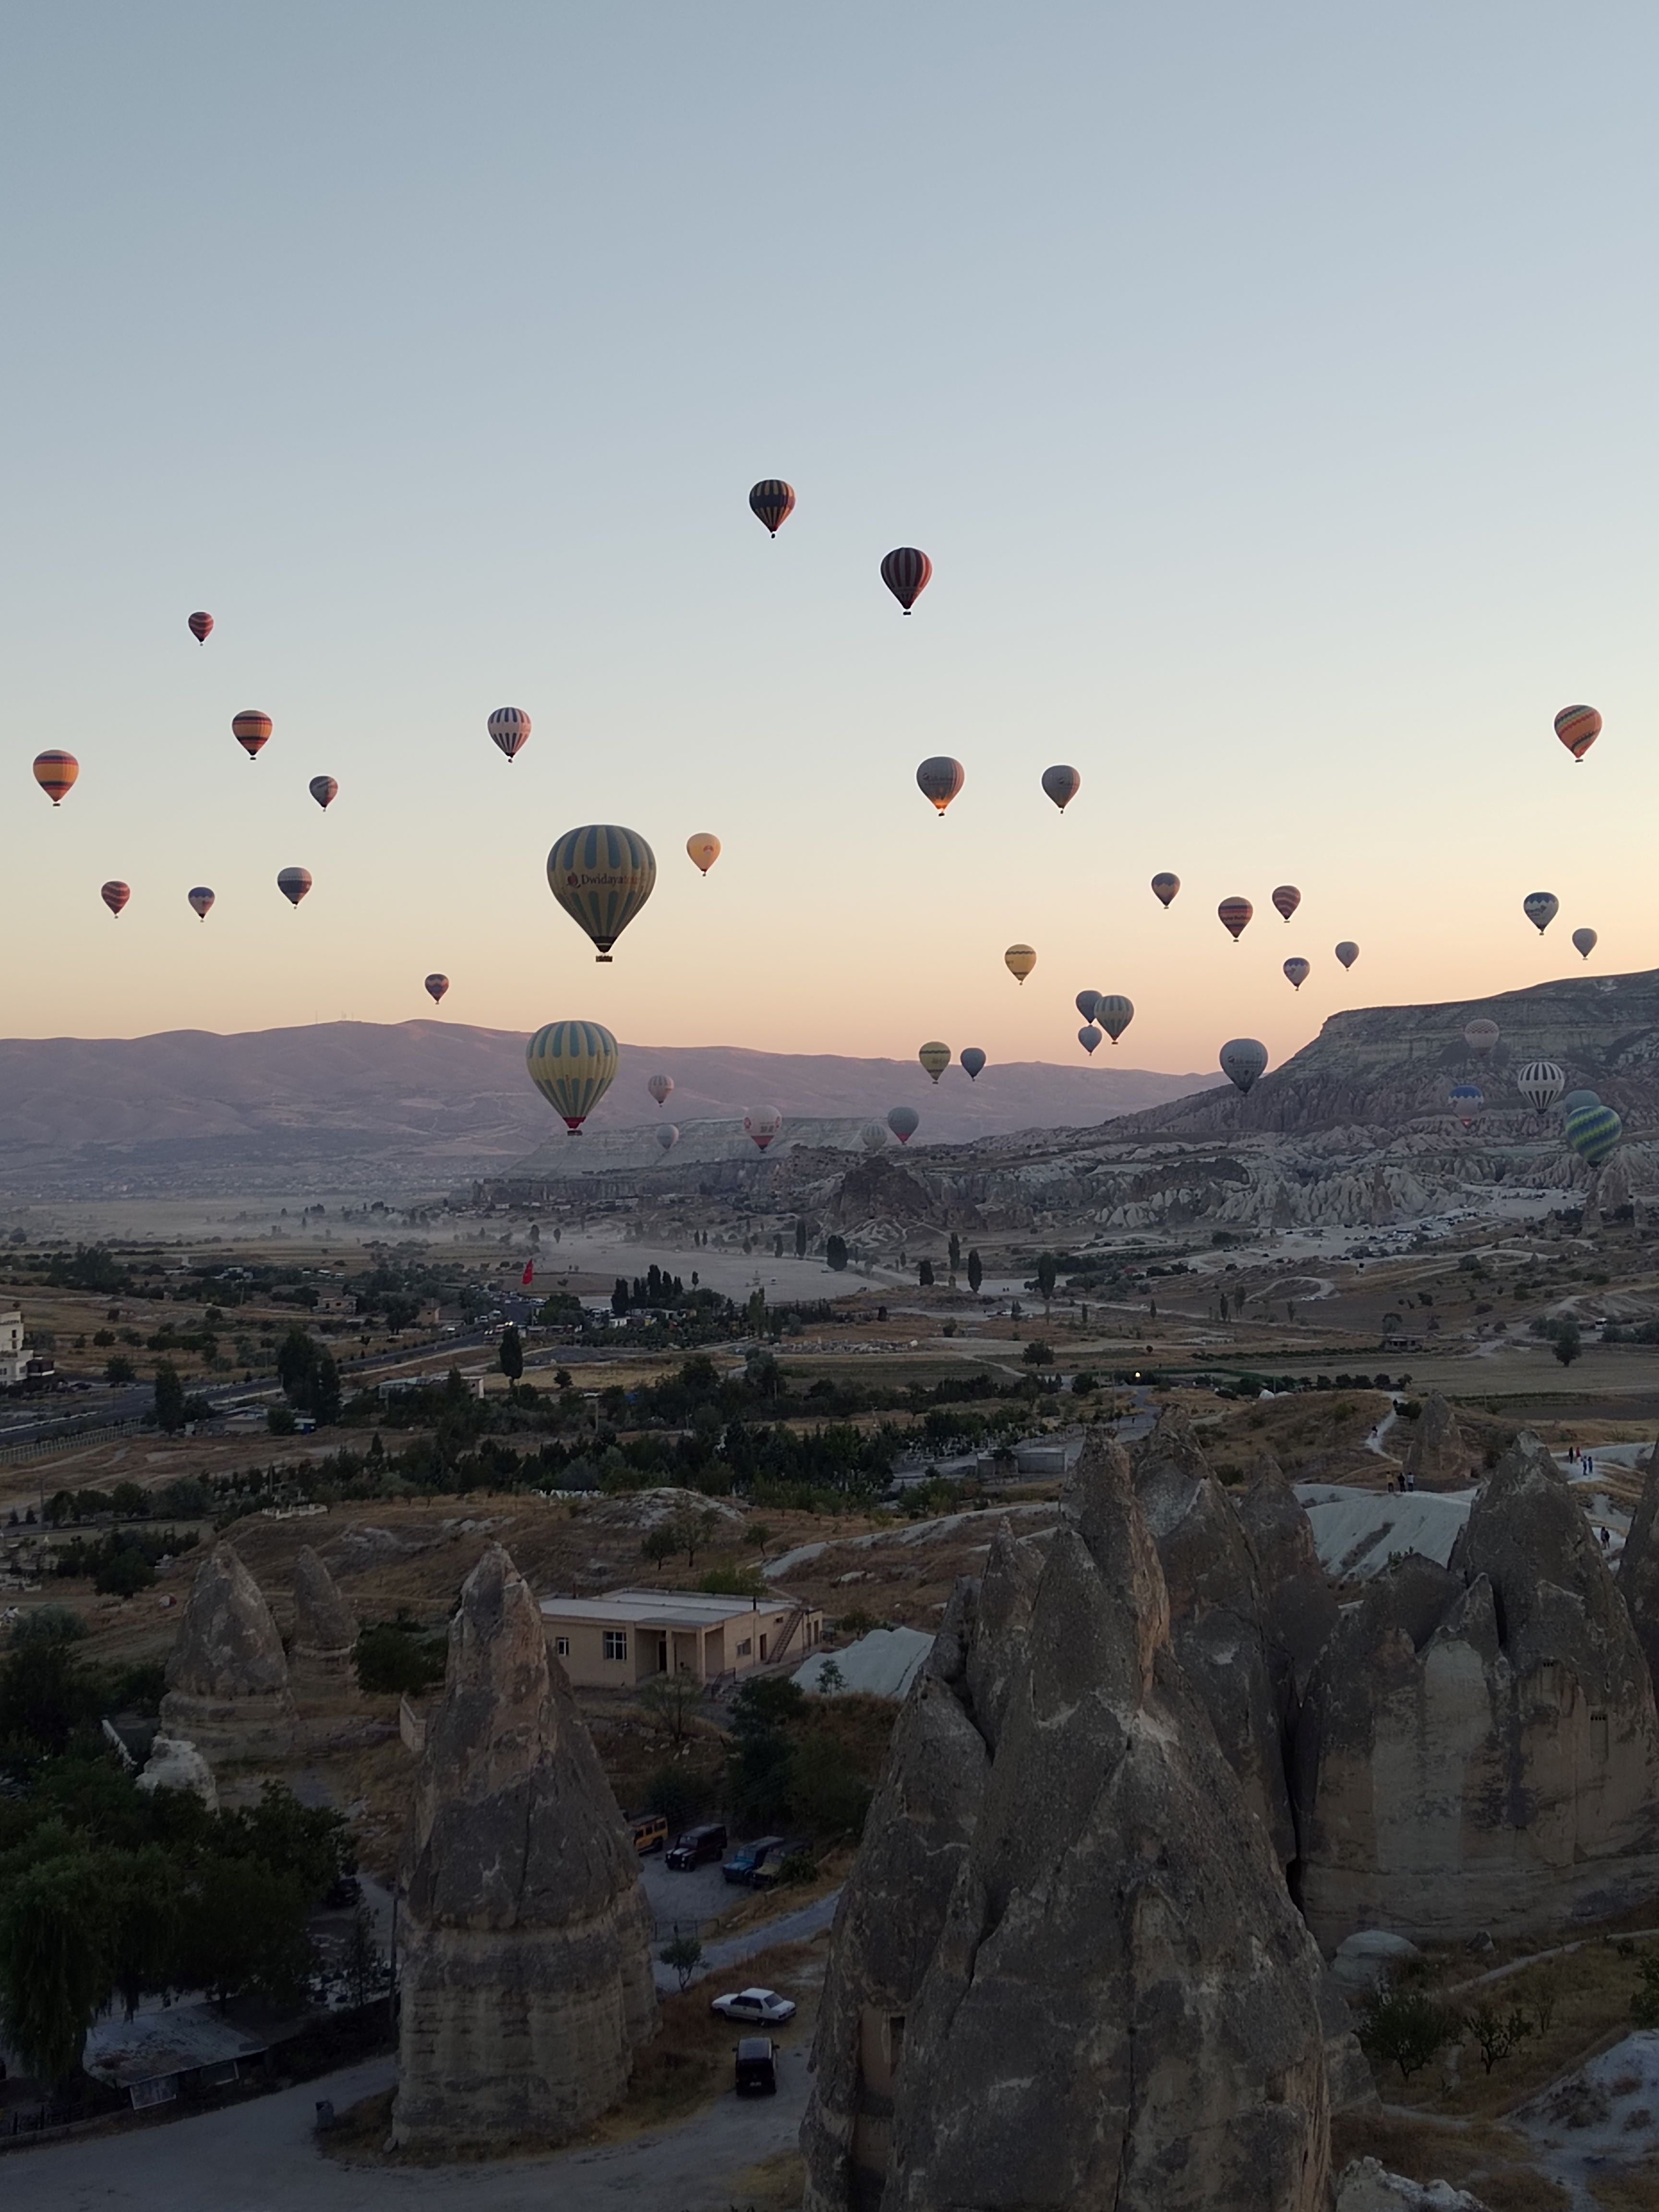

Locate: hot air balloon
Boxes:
[860,1121,889,1154]
[424,974,449,1005]
[277,867,312,908]
[1075,988,1100,1024]
[656,1123,680,1153]
[1220,1039,1268,1094]
[1573,927,1599,961]
[526,1018,619,1134]
[1005,944,1036,985]
[961,1047,986,1081]
[1449,1083,1484,1130]
[1096,995,1134,1043]
[744,1106,782,1152]
[1555,704,1600,762]
[1041,765,1081,814]
[1334,941,1359,970]
[916,757,964,816]
[187,611,213,644]
[1524,891,1559,934]
[1151,873,1180,909]
[1283,958,1310,992]
[1563,1089,1601,1115]
[648,1074,674,1108]
[1515,1060,1565,1112]
[187,887,215,921]
[1218,897,1253,942]
[888,1106,920,1144]
[1272,885,1301,923]
[749,480,795,535]
[33,751,78,805]
[919,1042,951,1083]
[488,707,531,761]
[1463,1019,1500,1055]
[232,710,271,761]
[100,880,130,918]
[1566,1099,1622,1166]
[309,776,337,811]
[1078,1025,1102,1056]
[686,833,721,877]
[546,825,656,961]
[881,547,932,613]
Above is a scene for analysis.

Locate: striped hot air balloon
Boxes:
[546,825,657,961]
[960,1047,986,1081]
[1151,873,1180,909]
[916,757,964,816]
[488,706,531,761]
[232,710,271,761]
[310,776,337,811]
[860,1121,889,1153]
[187,887,215,921]
[1005,944,1036,985]
[187,611,213,644]
[1096,995,1134,1043]
[277,867,312,908]
[1272,885,1301,922]
[648,1074,674,1107]
[1041,765,1081,813]
[424,974,449,1005]
[526,1019,619,1134]
[1566,1099,1622,1166]
[686,833,721,876]
[881,547,932,613]
[888,1106,920,1144]
[1218,896,1253,942]
[748,480,795,535]
[1555,704,1600,762]
[918,1042,951,1083]
[100,880,130,918]
[33,751,78,805]
[1515,1059,1565,1112]
[1283,959,1310,992]
[744,1106,782,1152]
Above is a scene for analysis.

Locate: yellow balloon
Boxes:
[1004,943,1036,985]
[686,832,721,877]
[918,1041,951,1084]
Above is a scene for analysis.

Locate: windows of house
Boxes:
[554,1636,570,1658]
[736,1637,752,1657]
[603,1630,628,1662]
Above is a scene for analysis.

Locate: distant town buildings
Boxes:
[0,1308,53,1388]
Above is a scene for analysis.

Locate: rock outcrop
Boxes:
[159,1542,296,1760]
[805,1436,1336,2212]
[1294,1434,1659,1947]
[1618,1437,1659,1698]
[290,1545,360,1695]
[1237,1457,1340,1708]
[136,1733,218,1809]
[1401,1394,1470,1491]
[391,1544,655,2152]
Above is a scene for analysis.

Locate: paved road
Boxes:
[655,1888,842,1994]
[4,2044,808,2212]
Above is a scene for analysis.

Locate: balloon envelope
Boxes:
[1515,1059,1565,1112]
[1463,1019,1500,1055]
[1566,1101,1622,1166]
[424,974,449,1005]
[1220,1038,1268,1094]
[1096,994,1134,1042]
[1005,943,1036,984]
[1041,764,1081,813]
[881,546,932,611]
[309,775,337,810]
[656,1123,680,1153]
[100,880,130,918]
[1218,897,1253,941]
[187,611,213,644]
[918,1042,951,1083]
[888,1106,920,1144]
[33,751,78,805]
[860,1121,889,1154]
[1555,704,1600,761]
[1075,989,1100,1023]
[1573,927,1598,961]
[187,886,215,920]
[1283,958,1310,991]
[744,1106,782,1152]
[1078,1025,1102,1055]
[960,1047,986,1081]
[277,867,312,907]
[232,710,271,761]
[546,825,657,961]
[526,1018,619,1134]
[916,757,964,816]
[1563,1089,1602,1115]
[748,480,795,535]
[648,1074,674,1108]
[488,706,531,761]
[686,833,721,876]
[1449,1083,1484,1127]
[1334,941,1359,970]
[1151,873,1180,909]
[1272,885,1301,922]
[1523,890,1559,934]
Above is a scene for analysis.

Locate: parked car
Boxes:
[710,1987,797,2026]
[665,1822,728,1871]
[722,1835,784,1886]
[629,1813,668,1854]
[734,2037,778,2096]
[748,1837,813,1890]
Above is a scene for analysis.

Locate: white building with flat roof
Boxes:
[539,1586,822,1688]
[0,1312,27,1387]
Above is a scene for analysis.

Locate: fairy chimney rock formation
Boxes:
[159,1541,296,1760]
[1401,1392,1470,1491]
[391,1543,655,2153]
[806,1434,1335,2212]
[290,1545,360,1693]
[1617,1437,1659,1698]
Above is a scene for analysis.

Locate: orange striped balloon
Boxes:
[1271,884,1301,922]
[100,880,130,918]
[33,751,79,805]
[232,710,272,761]
[1218,896,1253,941]
[1554,704,1600,761]
[277,867,312,908]
[881,547,932,613]
[749,480,795,535]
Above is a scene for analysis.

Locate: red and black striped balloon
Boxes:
[748,480,795,536]
[188,611,214,644]
[1218,896,1253,942]
[880,547,933,613]
[232,710,271,761]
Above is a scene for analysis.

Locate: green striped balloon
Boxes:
[525,1020,619,1134]
[1565,1100,1622,1168]
[546,825,657,960]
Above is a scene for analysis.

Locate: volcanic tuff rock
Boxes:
[1402,1394,1471,1492]
[1618,1439,1659,1698]
[136,1733,218,1809]
[391,1544,655,2152]
[159,1542,295,1760]
[1236,1456,1341,1709]
[1294,1434,1659,1948]
[290,1546,359,1693]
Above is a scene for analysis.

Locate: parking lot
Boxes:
[638,1837,738,1933]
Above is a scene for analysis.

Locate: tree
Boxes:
[95,1545,156,1599]
[795,1218,807,1260]
[918,1259,934,1287]
[1023,1340,1054,1366]
[1037,1253,1058,1306]
[175,1856,314,2010]
[660,1934,704,1991]
[1552,1318,1582,1368]
[967,1250,983,1296]
[1632,1954,1659,2032]
[0,1611,97,1756]
[105,1354,136,1385]
[0,1851,113,2081]
[645,1764,702,1832]
[108,1480,148,1520]
[638,1672,702,1744]
[499,1324,524,1382]
[641,1525,678,1577]
[612,1278,630,1318]
[153,1362,187,1434]
[276,1326,340,1423]
[825,1236,848,1273]
[1464,2001,1534,2072]
[949,1232,961,1273]
[1359,1987,1454,2081]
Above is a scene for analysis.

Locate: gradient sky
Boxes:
[3,5,1656,1082]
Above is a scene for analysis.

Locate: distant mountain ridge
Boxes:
[0,1021,1217,1200]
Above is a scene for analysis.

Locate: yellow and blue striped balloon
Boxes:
[526,1020,620,1135]
[546,825,657,961]
[1565,1100,1622,1168]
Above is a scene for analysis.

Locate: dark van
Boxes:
[665,1822,728,1871]
[734,2037,777,2096]
[722,1835,783,1886]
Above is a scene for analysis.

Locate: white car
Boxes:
[709,1986,797,2025]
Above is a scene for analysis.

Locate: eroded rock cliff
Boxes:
[159,1541,295,1760]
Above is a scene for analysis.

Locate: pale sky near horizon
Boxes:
[4,5,1657,1084]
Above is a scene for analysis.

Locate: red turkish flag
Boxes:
[521,1262,534,1286]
